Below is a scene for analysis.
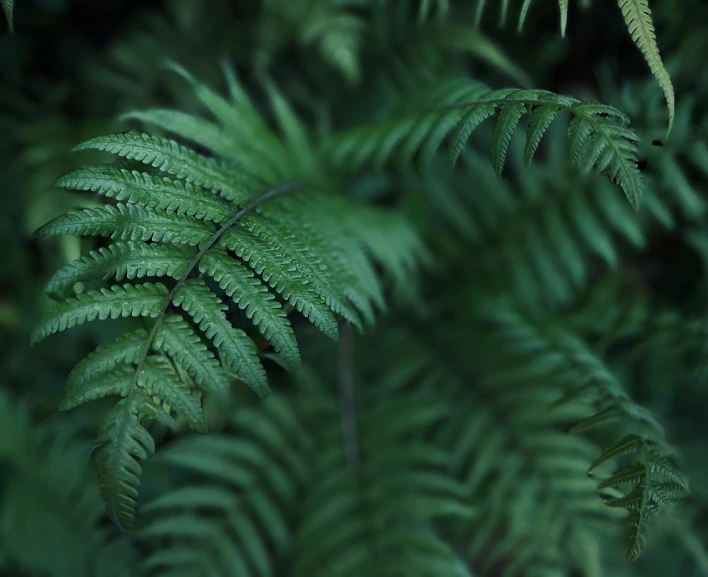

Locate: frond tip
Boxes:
[618,0,674,136]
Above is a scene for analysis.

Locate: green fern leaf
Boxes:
[46,242,194,298]
[34,204,216,246]
[74,132,251,202]
[172,280,269,398]
[518,0,534,31]
[618,0,674,135]
[199,250,300,370]
[61,366,136,412]
[589,434,644,472]
[57,167,235,224]
[153,314,231,391]
[559,0,569,36]
[491,99,528,176]
[524,104,560,164]
[448,103,497,165]
[138,356,208,434]
[62,330,148,407]
[93,391,164,530]
[598,463,646,489]
[30,283,167,345]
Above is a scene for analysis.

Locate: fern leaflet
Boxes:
[328,80,644,208]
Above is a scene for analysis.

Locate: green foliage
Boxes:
[31,68,424,528]
[3,0,708,575]
[328,78,644,208]
[466,0,674,134]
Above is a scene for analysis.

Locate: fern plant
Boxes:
[23,0,705,573]
[31,65,424,528]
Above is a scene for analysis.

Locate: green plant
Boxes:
[14,0,708,575]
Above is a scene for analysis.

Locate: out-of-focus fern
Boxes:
[138,394,309,576]
[0,391,135,576]
[255,0,366,84]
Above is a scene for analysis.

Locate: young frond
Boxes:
[328,80,644,208]
[32,65,425,528]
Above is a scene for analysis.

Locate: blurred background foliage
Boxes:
[1,0,708,576]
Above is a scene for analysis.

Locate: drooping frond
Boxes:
[618,0,675,136]
[467,0,672,133]
[327,78,644,208]
[411,124,647,309]
[31,65,426,528]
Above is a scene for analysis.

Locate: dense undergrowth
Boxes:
[1,1,708,576]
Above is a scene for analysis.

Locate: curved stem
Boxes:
[108,182,301,528]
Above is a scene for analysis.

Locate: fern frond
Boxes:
[199,249,300,370]
[30,282,167,345]
[57,166,235,224]
[74,132,253,202]
[33,65,426,528]
[328,81,644,208]
[34,204,216,246]
[172,279,268,397]
[46,242,194,298]
[618,0,674,136]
